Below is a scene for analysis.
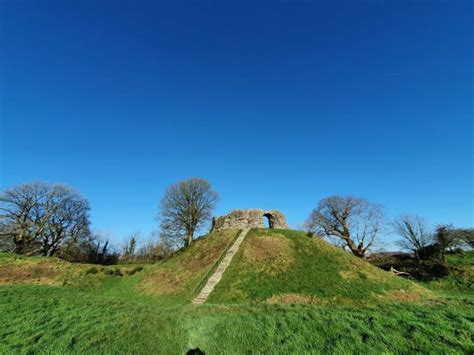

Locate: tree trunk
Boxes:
[344,237,365,258]
[350,248,365,258]
[14,239,24,254]
[440,249,446,266]
[184,234,193,247]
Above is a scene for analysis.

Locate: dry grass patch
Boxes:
[141,269,192,295]
[266,293,327,305]
[0,261,61,285]
[339,268,393,282]
[377,284,432,302]
[381,290,423,302]
[243,235,294,275]
[0,257,102,287]
[339,270,358,280]
[140,230,238,296]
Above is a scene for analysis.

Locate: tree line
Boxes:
[0,178,472,265]
[0,178,219,264]
[304,195,473,263]
[0,182,117,264]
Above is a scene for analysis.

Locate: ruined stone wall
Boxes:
[211,209,289,232]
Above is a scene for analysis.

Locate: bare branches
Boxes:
[393,215,432,259]
[158,178,219,247]
[305,195,384,258]
[0,182,91,256]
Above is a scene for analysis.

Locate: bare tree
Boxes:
[59,231,118,265]
[0,183,50,254]
[0,222,14,252]
[456,228,474,248]
[134,233,172,262]
[158,178,219,247]
[393,215,432,260]
[121,231,140,263]
[40,185,90,256]
[0,182,90,256]
[305,195,384,258]
[157,231,182,252]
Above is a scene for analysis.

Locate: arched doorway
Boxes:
[262,213,275,229]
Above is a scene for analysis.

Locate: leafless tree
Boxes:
[121,231,140,263]
[305,195,384,258]
[0,182,90,256]
[59,231,118,264]
[393,215,432,260]
[0,222,14,252]
[40,185,90,256]
[134,233,172,262]
[0,183,49,254]
[456,228,474,248]
[158,178,219,247]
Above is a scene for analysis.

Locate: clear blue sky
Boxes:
[1,1,472,245]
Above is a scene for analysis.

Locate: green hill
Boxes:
[136,229,240,305]
[0,229,472,354]
[208,229,427,304]
[0,229,241,305]
[0,228,426,305]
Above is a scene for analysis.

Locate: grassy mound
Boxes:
[0,252,104,287]
[0,229,472,353]
[0,229,240,305]
[208,229,427,304]
[136,229,239,304]
[0,229,427,305]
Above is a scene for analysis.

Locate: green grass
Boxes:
[0,230,472,354]
[424,251,474,295]
[0,230,240,306]
[0,284,472,354]
[132,229,240,305]
[369,250,474,295]
[446,251,474,267]
[208,229,425,304]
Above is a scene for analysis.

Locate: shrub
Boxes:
[418,244,442,260]
[127,266,144,275]
[104,268,123,276]
[85,267,99,275]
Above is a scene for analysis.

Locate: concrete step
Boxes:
[192,228,250,305]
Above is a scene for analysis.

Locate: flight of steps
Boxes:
[192,228,250,305]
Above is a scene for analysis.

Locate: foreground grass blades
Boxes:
[0,285,472,354]
[1,231,472,354]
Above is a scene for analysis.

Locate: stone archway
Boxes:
[210,209,289,232]
[263,213,275,229]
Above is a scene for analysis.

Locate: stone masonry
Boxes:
[210,209,289,232]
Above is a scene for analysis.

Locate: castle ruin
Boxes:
[210,209,289,232]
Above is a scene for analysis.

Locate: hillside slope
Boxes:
[207,229,427,304]
[0,228,427,306]
[136,229,239,305]
[1,229,473,354]
[0,229,241,305]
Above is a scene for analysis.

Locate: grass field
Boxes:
[0,229,473,354]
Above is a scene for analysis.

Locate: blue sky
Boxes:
[1,0,472,246]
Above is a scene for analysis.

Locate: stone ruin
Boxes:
[210,209,289,232]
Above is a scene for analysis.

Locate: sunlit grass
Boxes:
[208,229,424,304]
[0,230,472,354]
[0,285,472,354]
